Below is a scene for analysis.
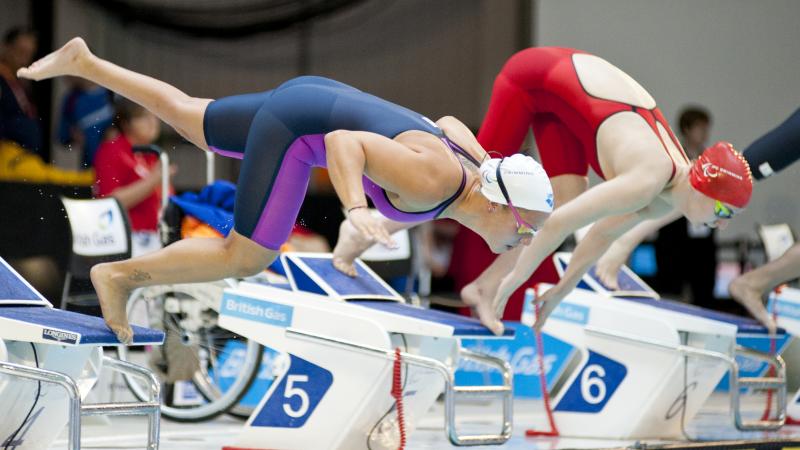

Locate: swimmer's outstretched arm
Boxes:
[594,209,681,288]
[479,171,666,334]
[532,200,672,331]
[18,37,212,150]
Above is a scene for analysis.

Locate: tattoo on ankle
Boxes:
[129,270,152,282]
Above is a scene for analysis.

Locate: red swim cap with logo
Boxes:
[689,141,753,208]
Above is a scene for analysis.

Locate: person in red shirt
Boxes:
[94,98,174,253]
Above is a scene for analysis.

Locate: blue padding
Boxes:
[618,296,784,335]
[297,257,396,297]
[0,306,165,345]
[268,258,287,277]
[353,301,515,337]
[286,259,326,296]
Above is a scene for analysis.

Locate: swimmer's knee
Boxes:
[228,252,272,278]
[223,232,275,277]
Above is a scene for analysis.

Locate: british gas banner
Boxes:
[456,322,576,398]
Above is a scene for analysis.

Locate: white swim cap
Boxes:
[479,154,554,213]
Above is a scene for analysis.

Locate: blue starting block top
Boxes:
[0,306,165,345]
[353,301,515,337]
[281,253,403,301]
[553,253,779,335]
[0,258,52,306]
[0,256,163,345]
[618,296,783,335]
[554,253,658,299]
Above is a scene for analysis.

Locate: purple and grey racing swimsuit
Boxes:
[202,76,478,250]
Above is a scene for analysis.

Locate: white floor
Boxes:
[51,393,800,450]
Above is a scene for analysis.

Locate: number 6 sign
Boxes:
[555,350,627,413]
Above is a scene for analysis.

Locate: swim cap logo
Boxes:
[481,168,496,185]
[701,162,743,180]
[701,162,719,178]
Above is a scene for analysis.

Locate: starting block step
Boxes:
[281,253,403,301]
[554,252,779,334]
[0,305,164,345]
[353,300,514,337]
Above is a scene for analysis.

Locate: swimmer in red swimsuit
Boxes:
[463,47,753,335]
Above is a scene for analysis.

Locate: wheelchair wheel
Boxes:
[117,279,262,422]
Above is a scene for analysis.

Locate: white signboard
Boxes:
[62,197,129,257]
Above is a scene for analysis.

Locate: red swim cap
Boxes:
[689,141,753,208]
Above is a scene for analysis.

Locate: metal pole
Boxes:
[0,360,82,450]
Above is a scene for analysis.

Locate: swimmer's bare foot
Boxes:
[90,263,134,344]
[729,275,777,334]
[461,282,504,336]
[17,37,92,81]
[332,219,375,277]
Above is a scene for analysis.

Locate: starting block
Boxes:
[0,258,164,450]
[768,286,800,420]
[525,253,786,439]
[219,253,514,450]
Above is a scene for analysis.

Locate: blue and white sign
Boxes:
[41,328,79,345]
[550,302,590,326]
[554,350,627,413]
[221,293,293,328]
[211,340,283,408]
[458,322,576,397]
[252,354,333,428]
[769,298,800,321]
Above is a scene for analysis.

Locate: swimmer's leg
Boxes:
[729,242,800,334]
[18,37,211,150]
[91,230,275,344]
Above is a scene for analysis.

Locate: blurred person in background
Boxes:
[94,97,175,256]
[57,76,114,167]
[0,27,42,157]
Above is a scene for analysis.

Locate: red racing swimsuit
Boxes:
[451,47,689,320]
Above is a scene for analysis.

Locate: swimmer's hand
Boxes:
[332,219,373,277]
[595,246,627,290]
[347,208,397,249]
[532,286,566,333]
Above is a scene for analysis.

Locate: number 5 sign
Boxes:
[554,350,627,413]
[252,354,333,428]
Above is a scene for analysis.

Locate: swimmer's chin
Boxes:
[490,244,516,254]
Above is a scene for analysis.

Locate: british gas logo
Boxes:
[98,209,114,230]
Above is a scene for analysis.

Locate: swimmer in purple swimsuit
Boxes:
[20,38,555,343]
